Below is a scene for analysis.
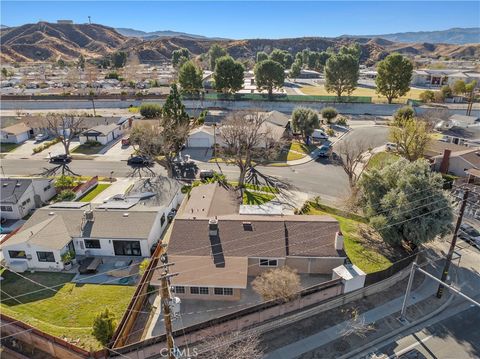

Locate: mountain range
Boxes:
[346,27,480,45]
[0,22,479,63]
[115,27,229,41]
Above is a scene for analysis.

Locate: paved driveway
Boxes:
[95,139,135,161]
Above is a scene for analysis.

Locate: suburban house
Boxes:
[264,110,292,136]
[0,122,32,144]
[153,183,346,301]
[423,140,469,159]
[21,115,133,137]
[433,147,480,177]
[1,177,183,271]
[411,69,480,87]
[79,123,122,145]
[0,178,56,220]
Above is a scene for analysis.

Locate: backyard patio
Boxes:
[71,256,142,285]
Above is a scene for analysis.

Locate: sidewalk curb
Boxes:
[338,285,455,359]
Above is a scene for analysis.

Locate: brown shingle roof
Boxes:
[168,215,340,259]
[1,122,31,135]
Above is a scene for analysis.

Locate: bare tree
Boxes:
[122,53,142,83]
[252,266,301,302]
[341,307,376,338]
[65,67,80,94]
[219,110,284,189]
[335,137,372,188]
[44,113,85,155]
[198,331,263,359]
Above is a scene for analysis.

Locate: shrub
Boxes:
[105,71,120,80]
[32,137,61,153]
[92,308,117,345]
[326,128,335,136]
[336,116,348,126]
[57,189,76,202]
[135,91,144,97]
[441,85,452,98]
[321,107,338,123]
[419,90,435,103]
[434,91,445,103]
[139,259,150,276]
[252,266,301,302]
[140,103,162,118]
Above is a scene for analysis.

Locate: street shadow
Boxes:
[34,162,80,177]
[173,161,199,182]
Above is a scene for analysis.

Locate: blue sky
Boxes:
[1,1,479,39]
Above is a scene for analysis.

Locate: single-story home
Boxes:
[412,69,480,87]
[433,147,480,177]
[79,123,121,145]
[1,177,183,271]
[153,183,346,301]
[0,123,32,144]
[0,178,56,220]
[437,126,480,147]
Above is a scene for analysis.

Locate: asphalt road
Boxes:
[372,305,480,359]
[0,126,389,203]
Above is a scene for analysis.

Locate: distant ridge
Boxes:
[342,27,480,45]
[115,27,229,41]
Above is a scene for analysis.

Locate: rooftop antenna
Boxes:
[88,16,91,24]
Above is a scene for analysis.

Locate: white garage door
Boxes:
[188,138,211,148]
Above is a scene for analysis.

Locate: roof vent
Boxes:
[243,222,253,231]
[123,213,129,217]
[2,183,8,187]
[15,182,21,187]
[48,211,55,216]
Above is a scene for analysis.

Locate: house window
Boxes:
[44,184,51,192]
[190,287,209,295]
[21,198,31,206]
[37,251,55,262]
[174,286,185,294]
[214,288,233,296]
[243,222,253,231]
[113,240,141,256]
[9,250,26,259]
[259,259,278,267]
[1,206,13,212]
[160,213,166,226]
[84,239,101,249]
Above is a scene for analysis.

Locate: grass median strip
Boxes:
[78,183,111,202]
[243,190,275,205]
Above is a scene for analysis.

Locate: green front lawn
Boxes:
[305,203,398,273]
[71,144,104,155]
[243,191,275,205]
[78,183,111,202]
[0,142,20,153]
[0,270,135,350]
[367,152,399,170]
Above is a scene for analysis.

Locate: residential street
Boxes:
[0,126,389,203]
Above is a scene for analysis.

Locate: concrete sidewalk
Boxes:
[263,271,439,359]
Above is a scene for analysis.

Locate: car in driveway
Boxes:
[49,154,72,164]
[312,129,328,141]
[35,133,49,142]
[127,155,154,167]
[199,169,215,180]
[317,143,332,157]
[459,223,480,249]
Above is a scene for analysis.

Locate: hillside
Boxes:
[115,27,226,40]
[1,22,479,63]
[0,22,139,62]
[344,27,480,45]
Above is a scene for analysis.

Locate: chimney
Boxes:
[209,219,219,237]
[439,149,451,174]
[128,117,133,128]
[84,210,94,222]
[335,231,344,250]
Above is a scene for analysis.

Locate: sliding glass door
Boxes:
[113,240,142,256]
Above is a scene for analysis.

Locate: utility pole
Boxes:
[88,16,91,24]
[158,257,178,359]
[437,188,469,298]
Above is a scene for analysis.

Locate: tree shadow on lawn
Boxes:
[0,270,75,306]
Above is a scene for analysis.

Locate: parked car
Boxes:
[127,155,154,167]
[317,143,332,157]
[385,142,397,151]
[199,169,215,180]
[167,208,177,222]
[312,129,328,141]
[35,133,49,142]
[459,223,480,249]
[49,154,71,164]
